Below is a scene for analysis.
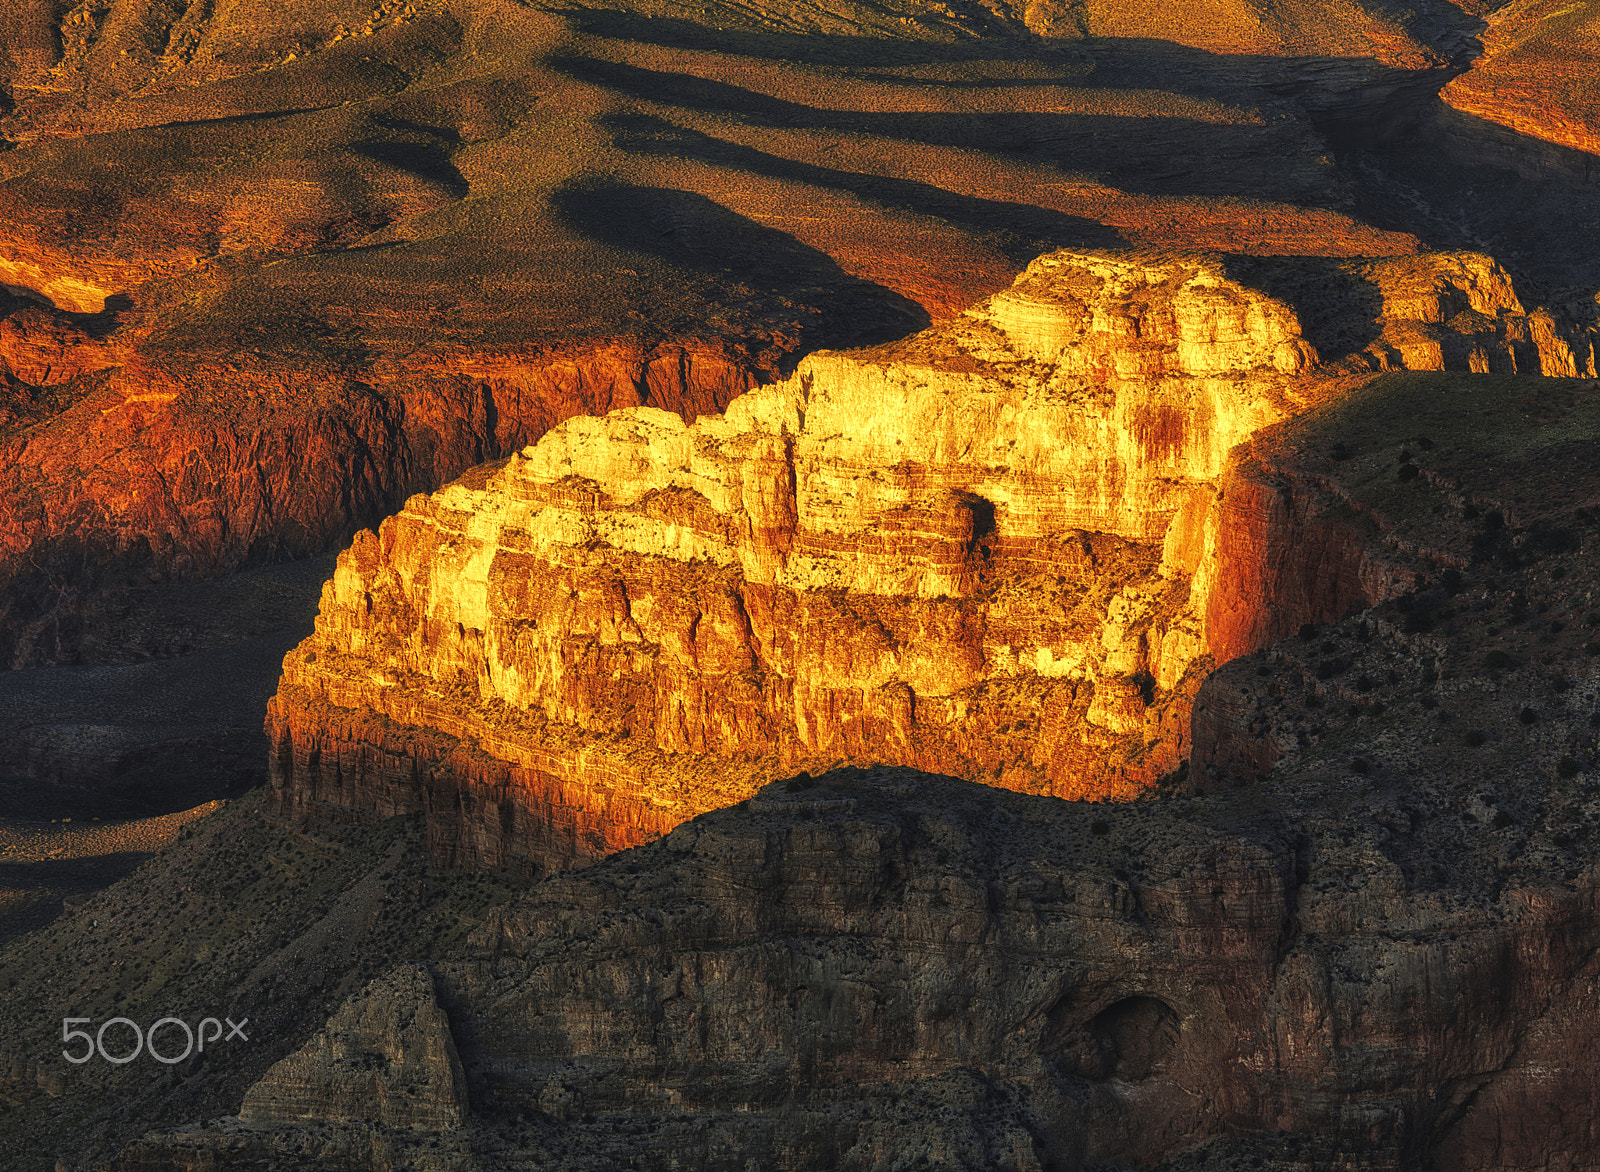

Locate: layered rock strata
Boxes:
[114,762,1600,1170]
[0,332,758,667]
[268,248,1598,873]
[239,962,469,1131]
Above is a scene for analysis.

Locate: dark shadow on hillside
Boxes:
[68,292,134,340]
[563,14,1465,142]
[1346,104,1600,290]
[605,114,1125,260]
[559,55,1335,202]
[558,18,1600,299]
[347,111,471,200]
[551,182,932,351]
[1224,256,1387,364]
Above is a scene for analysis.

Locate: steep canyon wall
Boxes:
[267,248,1599,873]
[0,328,757,667]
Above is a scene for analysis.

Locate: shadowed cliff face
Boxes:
[37,765,1592,1172]
[1195,367,1600,787]
[265,248,1599,874]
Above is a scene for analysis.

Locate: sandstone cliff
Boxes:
[267,247,1598,874]
[0,330,758,668]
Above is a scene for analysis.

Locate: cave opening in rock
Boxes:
[1044,994,1181,1082]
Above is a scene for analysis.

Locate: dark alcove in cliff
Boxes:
[957,492,998,558]
[1043,994,1181,1082]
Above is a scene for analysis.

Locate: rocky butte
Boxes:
[267,247,1599,872]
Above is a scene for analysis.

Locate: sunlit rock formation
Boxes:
[266,248,1598,872]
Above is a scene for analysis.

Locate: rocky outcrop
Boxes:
[110,764,1600,1170]
[266,249,1301,871]
[266,248,1599,874]
[240,963,469,1131]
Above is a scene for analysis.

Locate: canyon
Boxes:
[69,305,1600,1172]
[0,0,1598,1168]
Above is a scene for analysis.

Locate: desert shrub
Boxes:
[1351,758,1370,774]
[1519,707,1539,725]
[1316,657,1350,679]
[1558,756,1581,778]
[1531,524,1578,554]
[1485,649,1513,670]
[1464,730,1486,746]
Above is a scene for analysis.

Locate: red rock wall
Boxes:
[0,338,755,666]
[1202,462,1390,665]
